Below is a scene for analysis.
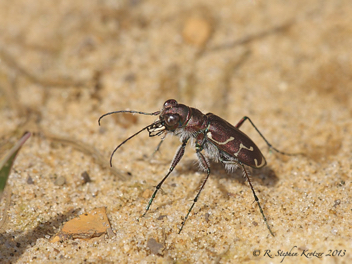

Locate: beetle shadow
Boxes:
[176,159,279,199]
[0,208,79,263]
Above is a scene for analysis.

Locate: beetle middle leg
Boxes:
[220,157,274,236]
[142,138,189,217]
[178,146,211,234]
[235,116,301,156]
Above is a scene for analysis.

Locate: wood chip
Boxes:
[51,207,111,242]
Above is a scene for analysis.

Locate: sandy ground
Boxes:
[0,0,352,263]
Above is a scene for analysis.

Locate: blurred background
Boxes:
[0,0,351,263]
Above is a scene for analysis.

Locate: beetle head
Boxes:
[160,99,189,131]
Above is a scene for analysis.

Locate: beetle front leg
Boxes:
[142,138,189,217]
[220,157,274,236]
[179,145,211,234]
[151,133,167,158]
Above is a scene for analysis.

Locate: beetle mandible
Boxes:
[99,99,297,236]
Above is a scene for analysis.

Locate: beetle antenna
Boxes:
[109,121,161,167]
[98,110,160,126]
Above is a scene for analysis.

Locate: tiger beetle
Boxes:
[99,99,297,236]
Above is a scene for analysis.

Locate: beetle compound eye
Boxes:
[166,114,180,127]
[164,99,178,109]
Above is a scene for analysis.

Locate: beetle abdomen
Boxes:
[205,113,266,169]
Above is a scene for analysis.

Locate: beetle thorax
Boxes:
[185,107,208,133]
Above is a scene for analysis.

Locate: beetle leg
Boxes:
[219,157,274,236]
[240,162,275,236]
[142,138,189,217]
[235,116,301,156]
[179,145,211,234]
[151,133,167,158]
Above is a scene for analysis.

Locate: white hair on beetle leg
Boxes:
[195,152,210,172]
[224,163,240,172]
[202,141,221,163]
[173,128,194,143]
[241,165,252,181]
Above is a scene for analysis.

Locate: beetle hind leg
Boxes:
[236,116,303,157]
[220,158,274,236]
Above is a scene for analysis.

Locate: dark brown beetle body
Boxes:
[154,100,266,172]
[99,99,296,236]
[205,114,266,169]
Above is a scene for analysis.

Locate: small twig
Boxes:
[208,19,295,52]
[41,131,129,181]
[0,48,90,88]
